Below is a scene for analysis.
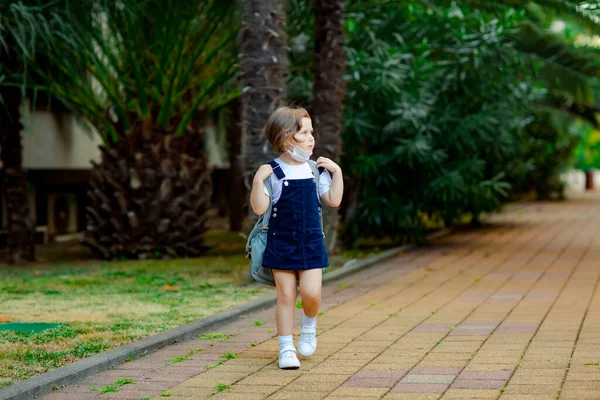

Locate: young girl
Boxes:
[250,106,344,369]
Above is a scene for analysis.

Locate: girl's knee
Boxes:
[300,288,321,304]
[277,285,297,305]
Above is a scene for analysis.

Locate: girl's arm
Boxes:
[316,157,343,208]
[250,164,273,215]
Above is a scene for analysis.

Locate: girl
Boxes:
[250,106,344,369]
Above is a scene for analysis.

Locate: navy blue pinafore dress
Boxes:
[262,161,329,271]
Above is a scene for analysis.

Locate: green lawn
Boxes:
[0,230,274,388]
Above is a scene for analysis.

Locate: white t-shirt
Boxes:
[263,158,332,204]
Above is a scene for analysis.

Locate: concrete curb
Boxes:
[0,228,455,400]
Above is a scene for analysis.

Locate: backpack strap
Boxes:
[307,160,321,201]
[267,160,286,179]
[260,173,273,230]
[307,160,326,238]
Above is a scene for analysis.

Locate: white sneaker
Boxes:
[279,346,300,369]
[297,325,317,357]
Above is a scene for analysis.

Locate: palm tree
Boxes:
[0,2,45,263]
[312,0,346,253]
[0,79,36,264]
[466,0,600,125]
[239,0,288,187]
[10,0,240,259]
[225,97,246,232]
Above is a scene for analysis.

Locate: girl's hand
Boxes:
[254,164,273,182]
[316,157,341,174]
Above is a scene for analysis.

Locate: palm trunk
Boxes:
[239,0,288,190]
[0,86,36,263]
[312,0,346,254]
[226,97,247,231]
[82,120,212,260]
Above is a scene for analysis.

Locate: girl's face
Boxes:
[289,117,315,152]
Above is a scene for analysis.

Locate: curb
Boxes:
[0,228,454,400]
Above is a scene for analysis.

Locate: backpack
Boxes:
[245,159,325,286]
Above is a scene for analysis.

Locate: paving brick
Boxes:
[235,375,296,386]
[441,389,500,399]
[210,392,267,400]
[565,372,600,381]
[411,367,462,375]
[329,387,389,397]
[166,386,217,397]
[179,372,249,387]
[294,374,349,384]
[401,375,455,384]
[450,379,506,389]
[227,384,281,395]
[504,384,560,395]
[342,377,398,388]
[267,390,329,399]
[97,390,160,399]
[561,389,600,399]
[391,383,449,394]
[511,368,564,378]
[457,370,512,380]
[282,381,340,392]
[383,394,440,400]
[509,375,563,385]
[41,394,99,400]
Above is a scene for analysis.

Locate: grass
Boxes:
[216,383,230,391]
[115,378,134,386]
[98,385,121,393]
[200,333,230,340]
[187,347,203,355]
[220,352,238,360]
[0,230,273,388]
[167,355,189,363]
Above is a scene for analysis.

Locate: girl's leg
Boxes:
[297,269,322,357]
[273,269,298,336]
[273,269,300,369]
[298,269,323,317]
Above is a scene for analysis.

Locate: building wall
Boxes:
[20,103,102,170]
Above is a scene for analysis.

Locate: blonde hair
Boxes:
[265,106,310,153]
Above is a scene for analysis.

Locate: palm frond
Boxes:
[4,0,240,141]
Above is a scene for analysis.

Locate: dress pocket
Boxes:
[272,231,296,255]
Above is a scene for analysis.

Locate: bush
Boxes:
[340,2,535,244]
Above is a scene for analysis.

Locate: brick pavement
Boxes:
[41,193,600,400]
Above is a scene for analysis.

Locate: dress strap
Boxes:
[267,160,286,179]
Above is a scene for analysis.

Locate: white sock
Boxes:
[302,311,317,328]
[279,335,294,350]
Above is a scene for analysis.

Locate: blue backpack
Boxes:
[245,160,324,286]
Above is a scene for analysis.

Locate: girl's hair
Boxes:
[265,106,310,153]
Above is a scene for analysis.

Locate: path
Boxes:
[42,192,600,400]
